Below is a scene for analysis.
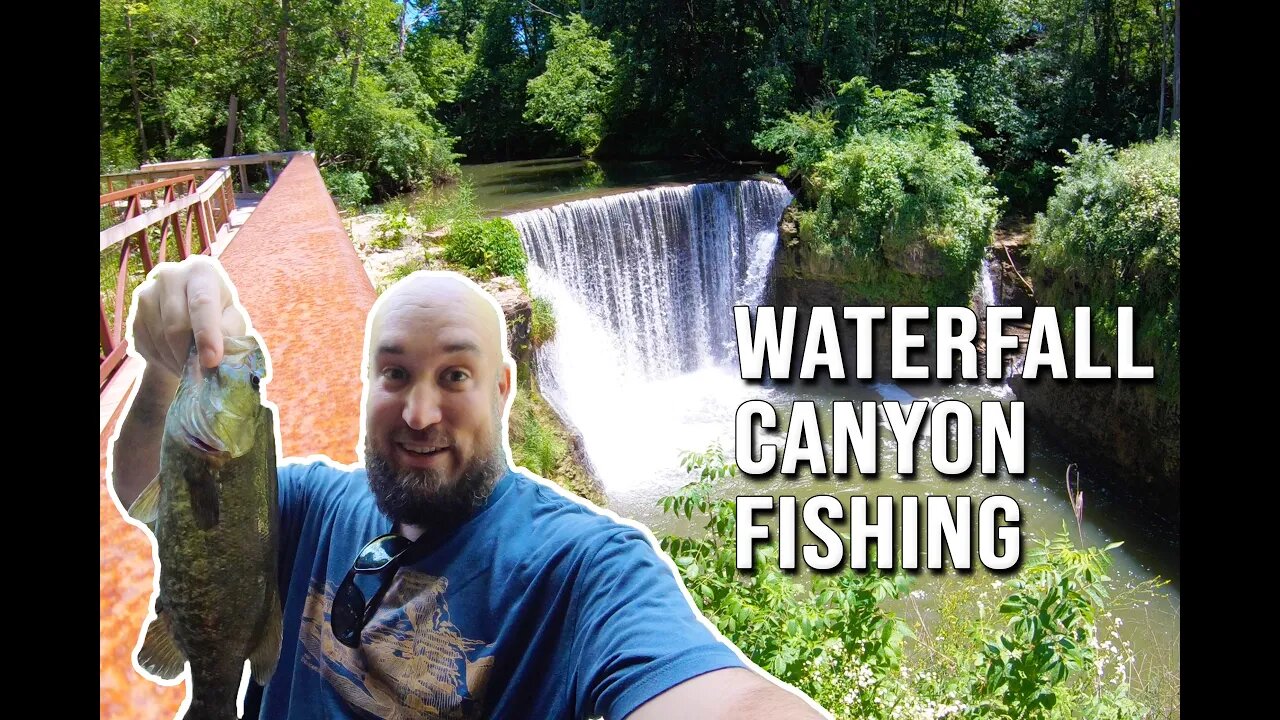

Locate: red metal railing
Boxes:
[100,175,197,221]
[101,150,312,197]
[99,167,236,387]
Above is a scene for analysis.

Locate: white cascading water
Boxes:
[509,180,793,504]
[979,257,999,309]
[977,255,1025,388]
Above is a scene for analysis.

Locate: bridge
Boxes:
[99,153,378,719]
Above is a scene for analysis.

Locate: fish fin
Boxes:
[262,408,280,536]
[249,583,283,685]
[187,474,220,530]
[127,475,161,529]
[137,609,186,680]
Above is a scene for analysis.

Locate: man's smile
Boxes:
[398,441,449,456]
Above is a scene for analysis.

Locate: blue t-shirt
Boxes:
[256,460,745,719]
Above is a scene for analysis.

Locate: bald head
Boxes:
[369,273,508,373]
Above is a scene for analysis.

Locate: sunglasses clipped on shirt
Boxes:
[330,532,416,648]
[330,517,461,648]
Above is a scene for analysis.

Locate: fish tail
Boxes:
[185,689,240,720]
[184,694,240,720]
[184,663,243,720]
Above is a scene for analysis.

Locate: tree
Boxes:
[278,0,290,147]
[524,13,615,155]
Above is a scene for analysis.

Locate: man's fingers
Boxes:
[161,279,197,372]
[128,257,247,377]
[131,273,180,377]
[132,308,175,377]
[222,305,247,338]
[187,262,226,369]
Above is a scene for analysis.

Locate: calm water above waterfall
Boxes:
[460,157,773,216]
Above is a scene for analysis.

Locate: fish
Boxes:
[128,335,281,720]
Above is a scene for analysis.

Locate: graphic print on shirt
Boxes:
[300,570,496,719]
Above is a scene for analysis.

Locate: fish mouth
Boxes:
[185,432,227,456]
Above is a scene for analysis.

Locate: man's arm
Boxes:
[109,256,248,509]
[112,365,179,508]
[567,527,830,719]
[623,668,828,720]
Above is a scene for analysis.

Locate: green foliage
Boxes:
[760,74,1000,307]
[100,0,287,162]
[101,0,1178,211]
[508,362,603,506]
[970,529,1114,717]
[1029,131,1180,404]
[659,450,1161,720]
[981,0,1177,211]
[524,14,616,155]
[442,218,527,281]
[530,296,557,346]
[440,0,566,161]
[372,206,413,250]
[99,0,456,200]
[321,168,371,209]
[100,130,138,173]
[754,109,837,180]
[747,63,795,131]
[311,73,459,199]
[509,382,566,478]
[580,0,1174,175]
[381,256,427,294]
[659,447,910,694]
[161,84,218,158]
[413,181,481,234]
[406,34,474,107]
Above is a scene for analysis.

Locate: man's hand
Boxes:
[129,255,248,377]
[624,667,828,719]
[112,256,250,509]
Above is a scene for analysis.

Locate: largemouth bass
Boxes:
[128,336,281,720]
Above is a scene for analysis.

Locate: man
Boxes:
[111,256,827,719]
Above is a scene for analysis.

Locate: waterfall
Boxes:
[977,256,998,307]
[508,180,793,500]
[974,254,1019,392]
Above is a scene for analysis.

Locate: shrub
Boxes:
[321,168,371,209]
[756,72,1001,306]
[415,181,480,234]
[310,72,459,201]
[530,296,556,346]
[1029,130,1180,404]
[442,218,527,281]
[100,130,138,173]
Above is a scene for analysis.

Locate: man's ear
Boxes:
[498,361,513,406]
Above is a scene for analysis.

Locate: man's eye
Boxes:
[444,369,470,384]
[381,367,407,382]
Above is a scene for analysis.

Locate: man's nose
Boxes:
[403,382,443,430]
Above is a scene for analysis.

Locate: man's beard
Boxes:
[365,422,507,528]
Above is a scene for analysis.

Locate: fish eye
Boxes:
[250,373,261,390]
